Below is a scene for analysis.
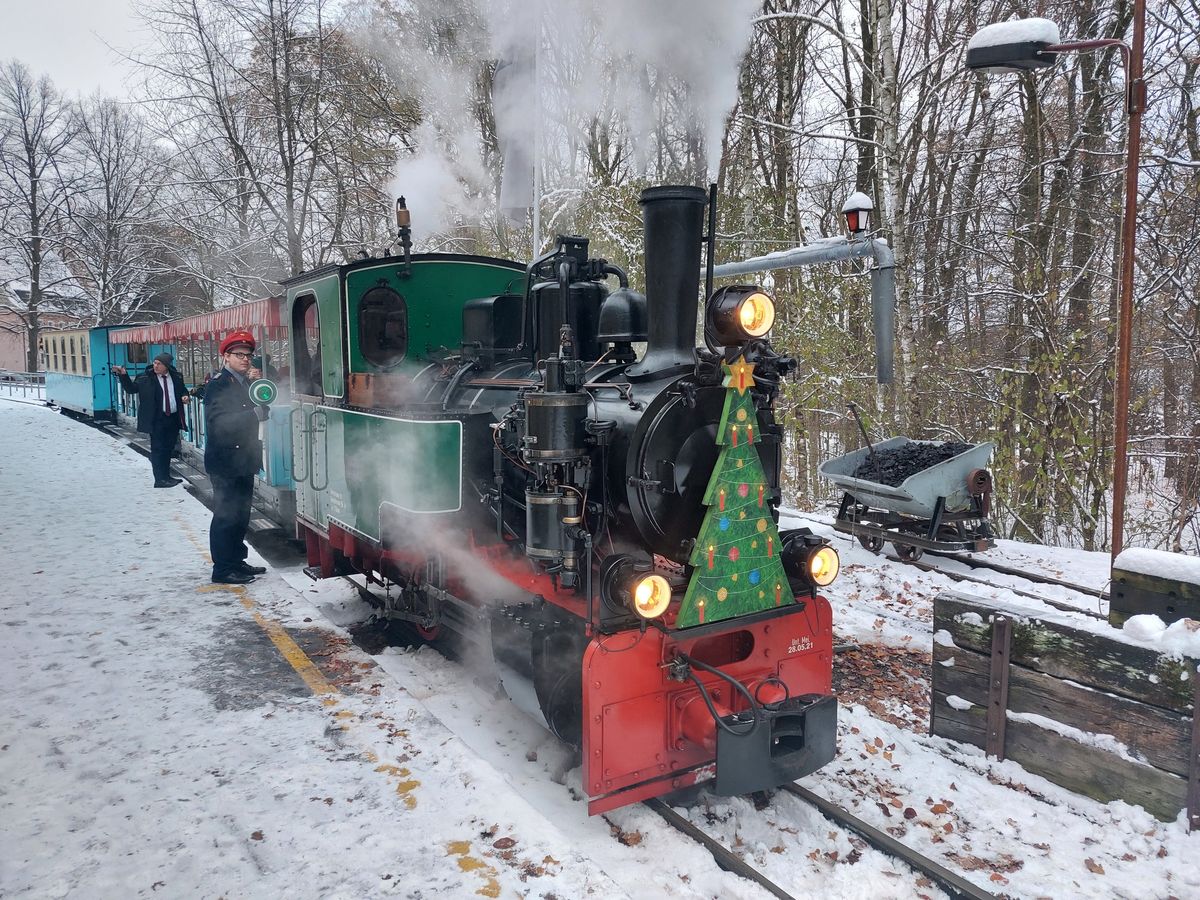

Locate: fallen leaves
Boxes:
[833,643,932,730]
[250,830,264,841]
[609,824,643,847]
[1084,858,1105,875]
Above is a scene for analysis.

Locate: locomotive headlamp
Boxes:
[632,574,672,619]
[780,529,841,591]
[706,286,777,345]
[807,546,840,586]
[600,556,676,625]
[738,292,775,336]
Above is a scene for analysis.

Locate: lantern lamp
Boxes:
[841,192,874,235]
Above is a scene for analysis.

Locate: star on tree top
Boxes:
[722,356,756,395]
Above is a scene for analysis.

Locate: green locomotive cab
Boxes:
[284,254,527,546]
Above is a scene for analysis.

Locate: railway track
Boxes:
[785,510,1110,619]
[927,550,1110,601]
[889,551,1108,620]
[646,784,998,900]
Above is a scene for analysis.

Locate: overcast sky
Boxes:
[0,0,140,100]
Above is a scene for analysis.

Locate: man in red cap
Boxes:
[203,331,268,584]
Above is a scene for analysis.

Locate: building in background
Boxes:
[0,252,88,372]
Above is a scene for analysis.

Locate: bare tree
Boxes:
[66,97,165,324]
[0,60,78,370]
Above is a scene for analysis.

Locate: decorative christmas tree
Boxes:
[677,357,794,628]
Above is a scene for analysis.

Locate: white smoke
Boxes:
[357,0,759,238]
[386,123,492,243]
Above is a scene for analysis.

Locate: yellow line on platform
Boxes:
[182,514,339,701]
[252,609,339,698]
[178,509,430,814]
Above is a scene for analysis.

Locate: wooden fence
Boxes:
[931,591,1200,826]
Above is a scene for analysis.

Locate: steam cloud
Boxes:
[358,0,759,242]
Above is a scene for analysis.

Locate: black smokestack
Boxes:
[628,185,708,378]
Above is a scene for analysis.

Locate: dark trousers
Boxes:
[149,419,179,483]
[209,473,255,574]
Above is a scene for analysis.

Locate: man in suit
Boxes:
[113,353,190,488]
[204,331,269,585]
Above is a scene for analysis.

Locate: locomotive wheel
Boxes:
[856,533,885,554]
[893,542,923,562]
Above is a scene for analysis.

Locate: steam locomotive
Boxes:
[285,186,843,813]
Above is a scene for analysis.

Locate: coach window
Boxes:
[81,340,88,375]
[359,284,408,368]
[69,336,77,373]
[292,294,323,396]
[128,342,147,365]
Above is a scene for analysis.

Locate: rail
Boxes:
[646,785,1000,900]
[892,551,1108,620]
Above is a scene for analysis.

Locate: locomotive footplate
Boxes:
[713,693,837,796]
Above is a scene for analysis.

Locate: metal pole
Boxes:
[531,5,543,259]
[1111,0,1146,561]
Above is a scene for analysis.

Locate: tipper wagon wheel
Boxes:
[893,542,923,562]
[857,534,885,554]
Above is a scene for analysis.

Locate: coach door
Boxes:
[291,294,327,527]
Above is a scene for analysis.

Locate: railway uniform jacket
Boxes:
[203,369,264,477]
[116,367,188,435]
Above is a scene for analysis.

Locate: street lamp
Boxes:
[965,8,1147,561]
[842,191,874,236]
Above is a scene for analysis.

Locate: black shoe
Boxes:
[211,571,256,585]
[236,562,267,575]
[153,479,179,488]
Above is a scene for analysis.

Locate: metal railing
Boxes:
[0,370,47,400]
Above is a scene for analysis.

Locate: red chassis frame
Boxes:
[302,519,835,814]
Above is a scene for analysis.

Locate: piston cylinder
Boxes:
[525,489,581,562]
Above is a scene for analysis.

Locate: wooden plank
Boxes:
[931,690,1189,822]
[935,591,1196,713]
[1191,676,1200,832]
[934,643,1192,778]
[1110,567,1200,627]
[985,616,1011,759]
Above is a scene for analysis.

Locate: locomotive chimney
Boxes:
[627,185,708,378]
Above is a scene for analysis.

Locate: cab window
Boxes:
[292,294,323,396]
[359,284,408,368]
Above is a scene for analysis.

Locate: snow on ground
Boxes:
[2,396,1198,899]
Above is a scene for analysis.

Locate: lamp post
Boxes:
[965,7,1147,561]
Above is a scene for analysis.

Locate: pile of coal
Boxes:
[853,441,973,487]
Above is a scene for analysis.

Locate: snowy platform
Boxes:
[0,400,618,898]
[4,397,1200,899]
